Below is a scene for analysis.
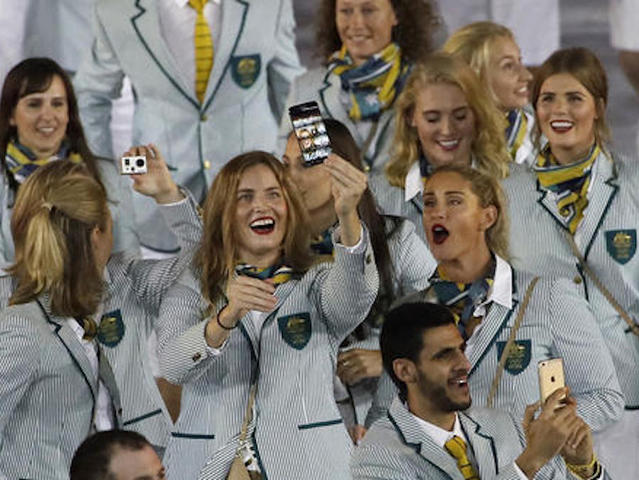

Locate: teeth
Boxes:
[438,140,459,148]
[517,86,528,94]
[433,226,446,233]
[38,127,55,134]
[250,218,274,228]
[551,121,573,129]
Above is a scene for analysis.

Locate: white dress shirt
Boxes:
[157,0,222,93]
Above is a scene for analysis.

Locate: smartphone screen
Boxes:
[288,101,331,167]
[538,358,566,404]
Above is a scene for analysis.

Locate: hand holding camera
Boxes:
[121,144,184,204]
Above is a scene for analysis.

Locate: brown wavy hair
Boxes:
[0,58,102,193]
[8,161,108,317]
[315,0,441,64]
[531,47,610,152]
[426,165,510,260]
[195,151,314,306]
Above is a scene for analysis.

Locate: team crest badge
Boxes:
[496,340,531,375]
[97,310,125,348]
[231,54,261,89]
[278,312,311,350]
[605,229,636,265]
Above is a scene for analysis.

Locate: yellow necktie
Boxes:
[188,0,214,103]
[444,436,480,480]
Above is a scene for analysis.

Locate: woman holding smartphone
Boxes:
[157,151,377,479]
[443,21,536,165]
[368,165,623,478]
[504,47,639,478]
[280,0,439,175]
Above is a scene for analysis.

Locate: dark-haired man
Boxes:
[70,430,165,480]
[351,302,608,480]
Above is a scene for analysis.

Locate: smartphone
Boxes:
[288,101,331,167]
[538,358,566,404]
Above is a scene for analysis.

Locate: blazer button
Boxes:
[364,165,371,172]
[573,276,582,285]
[200,113,208,122]
[192,352,202,362]
[366,254,372,265]
[203,160,211,170]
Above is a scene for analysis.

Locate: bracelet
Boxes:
[216,308,235,331]
[566,454,599,479]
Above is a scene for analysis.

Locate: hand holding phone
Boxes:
[288,101,331,167]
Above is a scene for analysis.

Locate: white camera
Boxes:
[120,155,148,175]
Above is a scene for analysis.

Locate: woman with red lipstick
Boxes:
[443,21,536,165]
[504,47,639,478]
[368,164,623,478]
[279,0,440,175]
[371,52,510,243]
[0,58,138,269]
[283,118,436,443]
[157,151,378,479]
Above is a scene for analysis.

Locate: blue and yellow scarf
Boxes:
[328,42,410,122]
[5,139,82,184]
[235,263,298,285]
[534,144,600,234]
[505,109,528,159]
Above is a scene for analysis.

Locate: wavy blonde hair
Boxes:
[385,53,510,188]
[442,21,515,107]
[8,161,108,316]
[195,151,313,306]
[426,165,510,260]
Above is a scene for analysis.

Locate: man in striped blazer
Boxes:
[351,302,609,480]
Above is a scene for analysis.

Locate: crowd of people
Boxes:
[0,0,638,479]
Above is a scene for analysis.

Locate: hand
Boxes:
[217,274,277,329]
[123,144,183,204]
[560,398,595,471]
[337,349,383,385]
[517,388,575,478]
[348,424,367,445]
[324,154,367,246]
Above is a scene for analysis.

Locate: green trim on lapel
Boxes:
[318,69,336,119]
[297,419,343,430]
[459,412,498,474]
[535,179,569,233]
[583,176,619,261]
[252,433,269,480]
[202,0,250,112]
[468,272,519,377]
[122,408,163,426]
[131,1,200,110]
[363,114,392,169]
[171,432,215,439]
[576,263,589,301]
[410,196,423,214]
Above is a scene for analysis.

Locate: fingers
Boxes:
[522,401,540,432]
[540,387,569,417]
[228,276,277,313]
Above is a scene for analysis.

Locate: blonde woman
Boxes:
[443,21,535,165]
[369,52,510,242]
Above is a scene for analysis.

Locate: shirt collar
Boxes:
[411,410,465,449]
[404,161,422,202]
[485,254,512,310]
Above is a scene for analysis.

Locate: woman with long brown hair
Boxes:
[157,151,377,479]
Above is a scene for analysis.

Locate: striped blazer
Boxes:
[158,229,378,480]
[340,218,435,426]
[0,193,203,451]
[504,152,639,407]
[367,264,623,477]
[0,294,122,479]
[278,67,397,175]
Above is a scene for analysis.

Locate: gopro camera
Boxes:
[121,155,147,175]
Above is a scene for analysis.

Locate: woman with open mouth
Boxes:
[443,21,536,165]
[157,151,377,479]
[504,47,639,478]
[371,52,511,243]
[283,118,436,444]
[368,164,624,477]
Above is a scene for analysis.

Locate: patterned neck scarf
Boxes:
[427,260,496,340]
[235,263,297,285]
[534,143,600,234]
[328,42,410,121]
[74,316,98,341]
[505,109,528,159]
[5,138,82,184]
[310,229,334,256]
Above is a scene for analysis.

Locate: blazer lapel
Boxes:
[202,0,249,111]
[131,0,200,109]
[98,347,122,425]
[363,109,394,168]
[318,71,363,144]
[459,413,499,478]
[388,399,462,479]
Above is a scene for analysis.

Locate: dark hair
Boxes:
[323,118,400,338]
[70,430,152,480]
[380,302,454,400]
[315,0,440,64]
[0,57,101,191]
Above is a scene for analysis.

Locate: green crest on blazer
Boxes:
[496,340,531,375]
[605,229,636,264]
[97,310,125,348]
[278,312,311,350]
[231,54,261,89]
